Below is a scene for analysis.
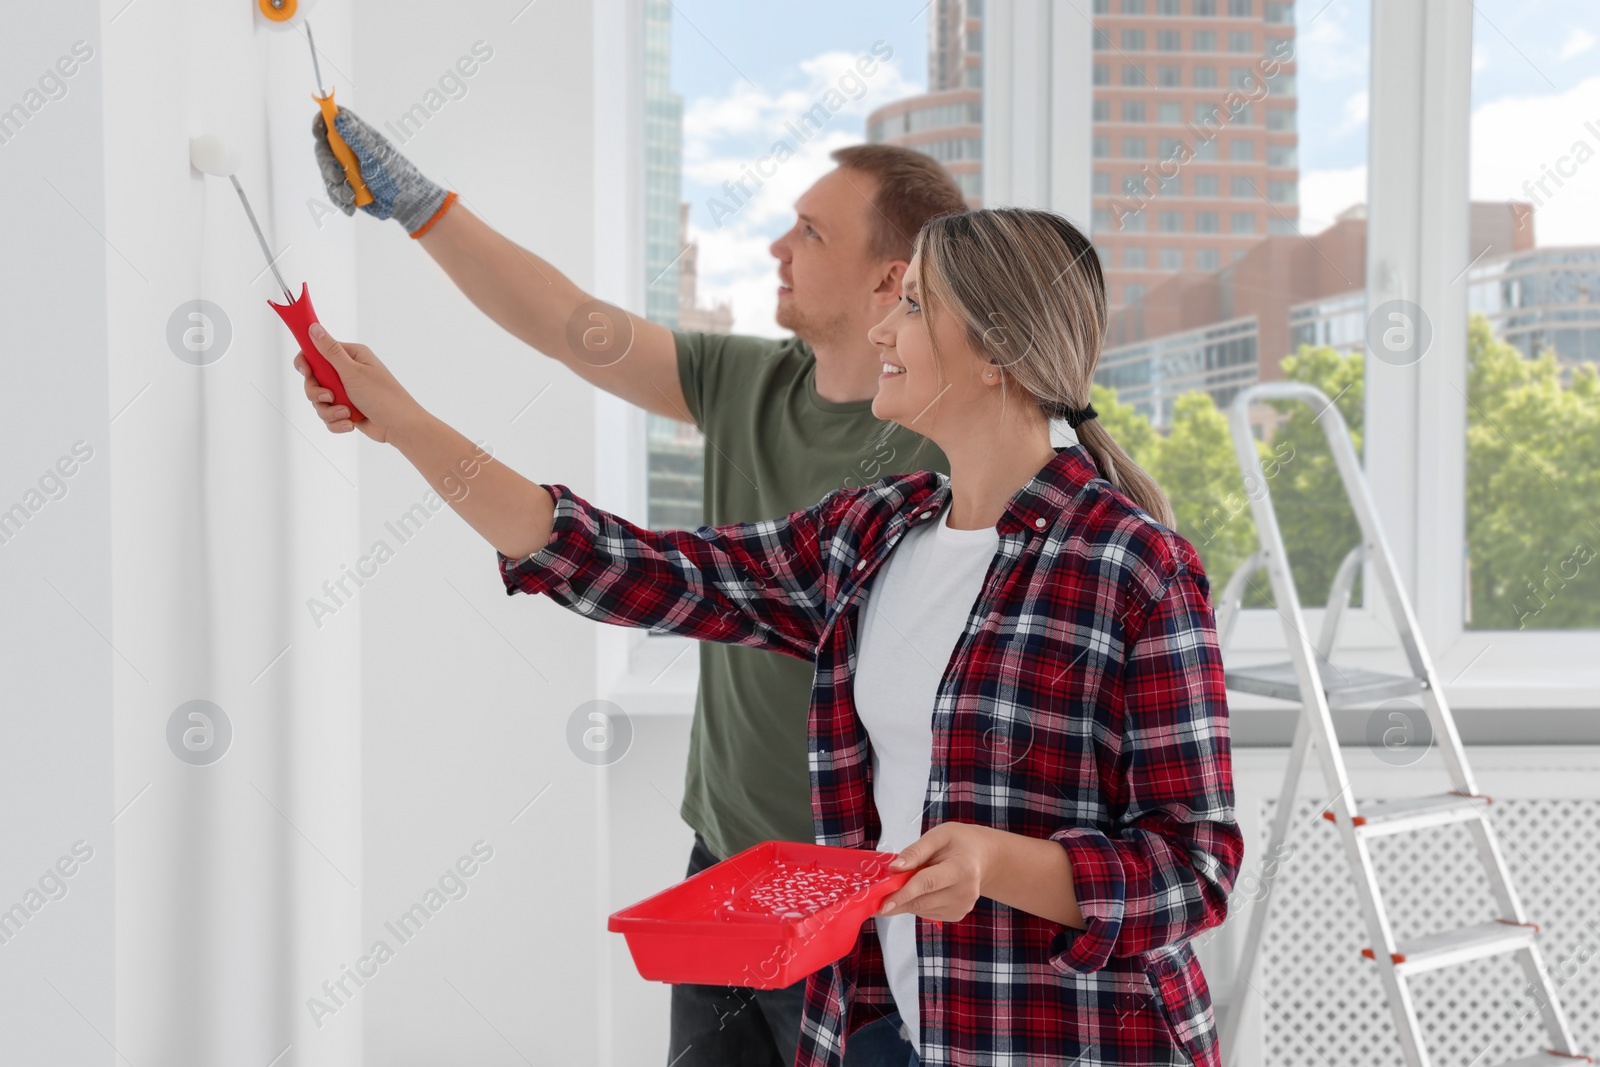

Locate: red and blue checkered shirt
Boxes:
[500,444,1243,1066]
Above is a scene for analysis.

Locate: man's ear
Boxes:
[872,259,910,306]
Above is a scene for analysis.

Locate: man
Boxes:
[312,111,967,1066]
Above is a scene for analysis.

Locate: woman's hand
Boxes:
[295,323,426,445]
[877,822,1000,923]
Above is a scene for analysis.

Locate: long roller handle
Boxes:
[268,282,364,422]
[315,90,374,207]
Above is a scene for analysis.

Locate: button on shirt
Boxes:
[853,498,1000,1054]
[498,445,1243,1067]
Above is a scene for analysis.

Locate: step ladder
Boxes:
[1211,382,1587,1067]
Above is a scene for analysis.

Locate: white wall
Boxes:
[350,1,610,1063]
[3,0,624,1063]
[0,3,115,1062]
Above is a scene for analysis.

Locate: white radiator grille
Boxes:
[1257,797,1600,1066]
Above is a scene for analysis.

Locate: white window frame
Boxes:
[607,0,1600,714]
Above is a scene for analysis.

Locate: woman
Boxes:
[296,208,1243,1067]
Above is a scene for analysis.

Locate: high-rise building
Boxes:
[644,0,683,328]
[867,0,1301,311]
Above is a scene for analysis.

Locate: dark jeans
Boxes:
[667,833,919,1067]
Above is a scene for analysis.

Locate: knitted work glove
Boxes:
[312,108,457,237]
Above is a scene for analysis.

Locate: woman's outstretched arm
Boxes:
[294,325,837,659]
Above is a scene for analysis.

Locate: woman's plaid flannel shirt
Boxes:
[500,445,1243,1066]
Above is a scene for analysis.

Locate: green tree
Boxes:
[1464,315,1600,630]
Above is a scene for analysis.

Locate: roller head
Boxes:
[255,0,318,29]
[189,135,239,178]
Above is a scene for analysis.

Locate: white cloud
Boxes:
[1299,165,1367,234]
[1472,43,1489,74]
[1471,74,1600,245]
[1332,90,1369,138]
[679,44,921,335]
[1559,27,1597,62]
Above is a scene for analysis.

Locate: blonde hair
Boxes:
[915,208,1176,528]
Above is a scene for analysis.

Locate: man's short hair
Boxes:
[829,144,970,263]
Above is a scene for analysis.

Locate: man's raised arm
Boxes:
[313,108,690,421]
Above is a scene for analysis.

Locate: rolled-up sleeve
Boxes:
[1048,561,1243,973]
[497,483,845,663]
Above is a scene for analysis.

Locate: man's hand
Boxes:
[877,822,1000,924]
[296,324,428,445]
[312,108,453,236]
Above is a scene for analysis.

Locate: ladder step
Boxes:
[1365,919,1538,976]
[1487,1052,1593,1066]
[1329,792,1491,837]
[1224,661,1424,708]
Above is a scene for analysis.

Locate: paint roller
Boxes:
[190,133,363,421]
[256,0,373,207]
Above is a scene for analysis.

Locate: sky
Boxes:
[669,0,1600,337]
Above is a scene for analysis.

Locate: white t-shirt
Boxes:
[852,497,1000,1054]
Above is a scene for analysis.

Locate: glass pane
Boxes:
[644,1,942,529]
[1464,1,1600,631]
[1084,0,1373,608]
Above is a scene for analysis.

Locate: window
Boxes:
[1122,100,1147,122]
[1122,210,1148,232]
[1160,247,1185,270]
[1195,175,1220,197]
[1462,0,1600,633]
[1229,138,1256,160]
[1160,210,1185,232]
[1121,0,1146,11]
[1125,246,1149,268]
[1160,173,1184,195]
[1266,107,1295,131]
[1192,30,1217,52]
[1094,0,1111,11]
[1267,143,1297,166]
[1159,136,1186,158]
[1267,216,1297,233]
[1234,104,1254,125]
[1230,175,1254,197]
[1158,101,1183,123]
[1228,31,1254,52]
[1230,67,1256,89]
[1227,0,1252,14]
[1093,171,1112,194]
[1196,248,1221,270]
[1195,210,1220,232]
[1230,211,1256,233]
[1264,2,1293,22]
[1192,138,1218,160]
[1093,64,1111,85]
[1123,173,1149,195]
[1194,102,1220,122]
[1093,29,1111,51]
[1265,72,1296,95]
[1194,66,1217,88]
[1121,29,1146,51]
[1157,0,1181,12]
[1267,179,1296,203]
[1125,283,1148,303]
[1094,99,1111,121]
[1093,135,1111,158]
[1122,64,1146,86]
[1159,65,1183,87]
[1193,0,1216,14]
[1092,208,1113,230]
[1122,137,1148,158]
[1157,30,1182,52]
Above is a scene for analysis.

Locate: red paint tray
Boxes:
[608,841,911,989]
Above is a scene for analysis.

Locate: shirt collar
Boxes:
[902,444,1104,538]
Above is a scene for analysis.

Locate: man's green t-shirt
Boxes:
[673,331,950,862]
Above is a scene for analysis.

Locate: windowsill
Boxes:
[608,627,1600,735]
